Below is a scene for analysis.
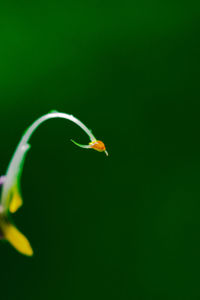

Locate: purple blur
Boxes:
[0,176,6,186]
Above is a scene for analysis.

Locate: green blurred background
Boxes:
[0,1,200,299]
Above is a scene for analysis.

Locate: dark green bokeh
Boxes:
[0,1,200,299]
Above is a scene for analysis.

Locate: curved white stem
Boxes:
[1,112,96,212]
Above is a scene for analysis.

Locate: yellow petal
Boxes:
[1,220,33,256]
[9,190,23,213]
